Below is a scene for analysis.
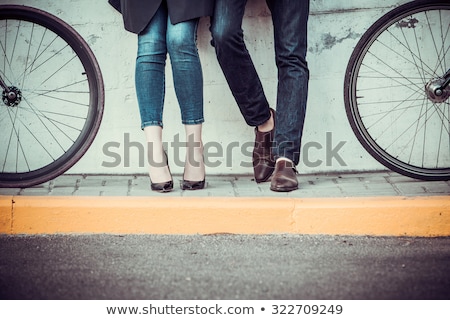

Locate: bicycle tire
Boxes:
[0,5,104,188]
[344,0,450,181]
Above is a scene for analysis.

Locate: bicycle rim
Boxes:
[0,5,104,188]
[344,0,450,180]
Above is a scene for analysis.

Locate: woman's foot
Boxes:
[182,125,205,190]
[149,150,173,192]
[151,179,173,193]
[182,143,205,190]
[148,150,172,183]
[144,126,173,192]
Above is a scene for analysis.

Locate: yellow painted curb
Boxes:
[292,197,450,236]
[0,196,12,234]
[1,195,449,236]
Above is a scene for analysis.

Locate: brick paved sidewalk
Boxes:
[1,170,449,197]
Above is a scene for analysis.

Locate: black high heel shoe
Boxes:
[151,180,174,193]
[181,178,205,190]
[181,154,205,190]
[150,151,173,193]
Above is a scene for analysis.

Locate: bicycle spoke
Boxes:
[39,55,78,87]
[17,30,60,86]
[0,20,17,84]
[3,107,32,172]
[363,51,424,93]
[24,77,89,95]
[426,10,449,76]
[21,22,34,91]
[433,102,450,167]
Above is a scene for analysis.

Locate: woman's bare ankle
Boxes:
[184,145,205,181]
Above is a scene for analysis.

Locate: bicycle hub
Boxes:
[426,78,449,103]
[2,86,22,107]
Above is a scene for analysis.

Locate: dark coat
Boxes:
[108,0,214,34]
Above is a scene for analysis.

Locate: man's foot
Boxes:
[253,108,276,183]
[270,158,298,192]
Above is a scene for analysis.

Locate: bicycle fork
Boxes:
[426,69,450,103]
[0,75,21,107]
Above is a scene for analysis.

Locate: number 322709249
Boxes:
[271,304,343,315]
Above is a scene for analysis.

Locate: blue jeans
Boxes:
[135,4,204,128]
[211,0,309,165]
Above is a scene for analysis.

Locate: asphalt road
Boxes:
[1,234,449,300]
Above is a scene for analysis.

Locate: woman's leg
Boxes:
[166,18,205,182]
[184,124,205,182]
[143,126,171,183]
[135,5,172,184]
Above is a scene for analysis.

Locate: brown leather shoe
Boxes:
[270,159,298,192]
[253,108,276,183]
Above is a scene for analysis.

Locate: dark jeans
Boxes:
[211,0,309,165]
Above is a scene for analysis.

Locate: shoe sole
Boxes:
[152,187,173,193]
[254,169,275,183]
[181,185,205,191]
[270,185,298,192]
[255,176,271,183]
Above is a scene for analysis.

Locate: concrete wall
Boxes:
[0,0,411,176]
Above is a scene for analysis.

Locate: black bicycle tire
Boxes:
[344,0,450,181]
[0,5,104,188]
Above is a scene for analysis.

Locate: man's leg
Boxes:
[210,0,270,126]
[266,0,310,191]
[211,0,275,182]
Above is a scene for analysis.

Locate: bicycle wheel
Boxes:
[344,0,450,181]
[0,5,104,188]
